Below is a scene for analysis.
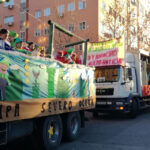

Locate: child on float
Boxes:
[14,38,32,56]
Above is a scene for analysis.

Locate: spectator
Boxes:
[0,28,14,51]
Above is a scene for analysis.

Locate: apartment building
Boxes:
[0,0,149,52]
[0,0,99,51]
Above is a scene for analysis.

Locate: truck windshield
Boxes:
[95,67,120,83]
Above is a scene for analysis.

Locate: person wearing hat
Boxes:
[0,56,11,101]
[56,50,65,63]
[63,51,70,64]
[0,28,14,51]
[8,30,19,48]
[14,38,32,56]
[67,48,74,64]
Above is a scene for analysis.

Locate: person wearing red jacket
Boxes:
[56,50,65,63]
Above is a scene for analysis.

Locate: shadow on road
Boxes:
[85,107,150,121]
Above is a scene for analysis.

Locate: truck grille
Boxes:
[0,123,7,146]
[96,88,114,95]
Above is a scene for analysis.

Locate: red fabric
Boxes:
[23,47,32,52]
[142,85,150,96]
[56,56,65,63]
[75,58,82,64]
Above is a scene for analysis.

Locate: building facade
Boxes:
[0,0,149,52]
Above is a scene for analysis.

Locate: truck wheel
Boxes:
[64,112,81,141]
[129,99,139,118]
[41,115,63,150]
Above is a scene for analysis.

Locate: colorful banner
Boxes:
[0,50,96,122]
[87,36,125,67]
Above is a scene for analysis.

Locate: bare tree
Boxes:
[101,0,125,39]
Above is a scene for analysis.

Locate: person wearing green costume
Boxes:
[0,56,11,101]
[67,48,74,64]
[8,30,19,48]
[14,38,32,56]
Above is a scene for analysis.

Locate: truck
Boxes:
[0,20,96,150]
[87,36,150,118]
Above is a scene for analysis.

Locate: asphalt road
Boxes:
[2,110,150,150]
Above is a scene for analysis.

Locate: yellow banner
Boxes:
[88,36,125,59]
[0,96,96,123]
[87,36,125,66]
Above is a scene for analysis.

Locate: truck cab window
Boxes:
[95,67,120,83]
[124,68,132,81]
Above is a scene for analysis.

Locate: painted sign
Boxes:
[87,36,125,67]
[0,50,96,122]
[0,96,95,122]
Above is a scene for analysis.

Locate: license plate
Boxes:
[97,101,107,105]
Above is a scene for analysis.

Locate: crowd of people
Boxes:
[0,28,44,56]
[0,28,82,64]
[55,49,82,64]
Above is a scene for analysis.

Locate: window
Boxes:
[79,22,86,30]
[35,11,41,18]
[95,68,120,83]
[20,0,26,3]
[4,16,14,24]
[35,29,41,37]
[58,5,64,14]
[78,44,83,51]
[101,1,106,9]
[68,24,75,32]
[124,68,132,81]
[4,0,14,7]
[44,28,49,36]
[44,8,50,16]
[79,1,86,10]
[68,3,75,12]
[20,31,25,41]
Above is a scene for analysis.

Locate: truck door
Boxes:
[124,67,137,93]
[131,68,137,93]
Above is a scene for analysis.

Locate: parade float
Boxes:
[0,19,96,150]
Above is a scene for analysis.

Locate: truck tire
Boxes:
[64,112,81,141]
[129,99,139,118]
[41,115,63,150]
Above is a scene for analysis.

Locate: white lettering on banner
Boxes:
[87,48,124,67]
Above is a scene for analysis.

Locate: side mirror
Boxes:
[121,82,126,85]
[129,76,132,80]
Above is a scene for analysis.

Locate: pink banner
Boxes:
[87,48,124,67]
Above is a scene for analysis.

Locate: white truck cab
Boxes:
[94,50,150,117]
